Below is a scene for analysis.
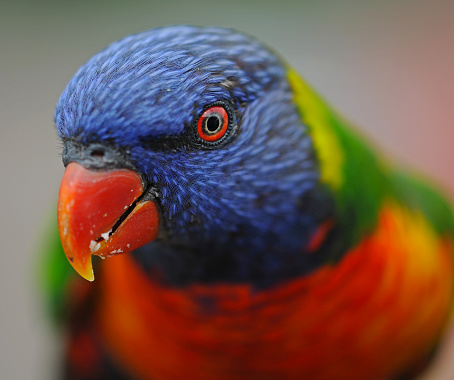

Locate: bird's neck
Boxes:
[131,200,340,289]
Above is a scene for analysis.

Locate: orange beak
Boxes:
[57,162,160,281]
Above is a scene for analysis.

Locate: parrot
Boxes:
[43,25,454,380]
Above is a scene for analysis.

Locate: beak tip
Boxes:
[68,254,95,282]
[79,269,95,282]
[80,267,95,282]
[83,268,95,282]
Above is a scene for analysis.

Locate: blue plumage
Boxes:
[55,25,329,287]
[56,26,284,143]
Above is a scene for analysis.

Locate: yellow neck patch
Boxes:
[287,68,343,189]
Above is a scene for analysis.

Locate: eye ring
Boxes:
[191,101,238,149]
[197,106,229,142]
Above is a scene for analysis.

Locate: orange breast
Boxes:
[95,204,454,380]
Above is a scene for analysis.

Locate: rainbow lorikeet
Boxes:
[44,25,454,380]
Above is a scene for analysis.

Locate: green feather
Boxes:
[390,170,454,235]
[40,212,74,323]
[288,67,454,249]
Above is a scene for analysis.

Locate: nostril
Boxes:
[90,149,105,158]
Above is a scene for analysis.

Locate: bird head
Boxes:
[56,26,324,286]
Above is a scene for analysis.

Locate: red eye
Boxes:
[197,106,229,142]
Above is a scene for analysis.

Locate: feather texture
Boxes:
[44,26,454,380]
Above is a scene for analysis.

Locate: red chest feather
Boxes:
[94,205,454,380]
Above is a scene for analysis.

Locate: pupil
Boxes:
[206,115,220,133]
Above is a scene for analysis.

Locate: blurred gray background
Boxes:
[1,0,454,378]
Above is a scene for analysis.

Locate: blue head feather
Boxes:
[55,26,334,288]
